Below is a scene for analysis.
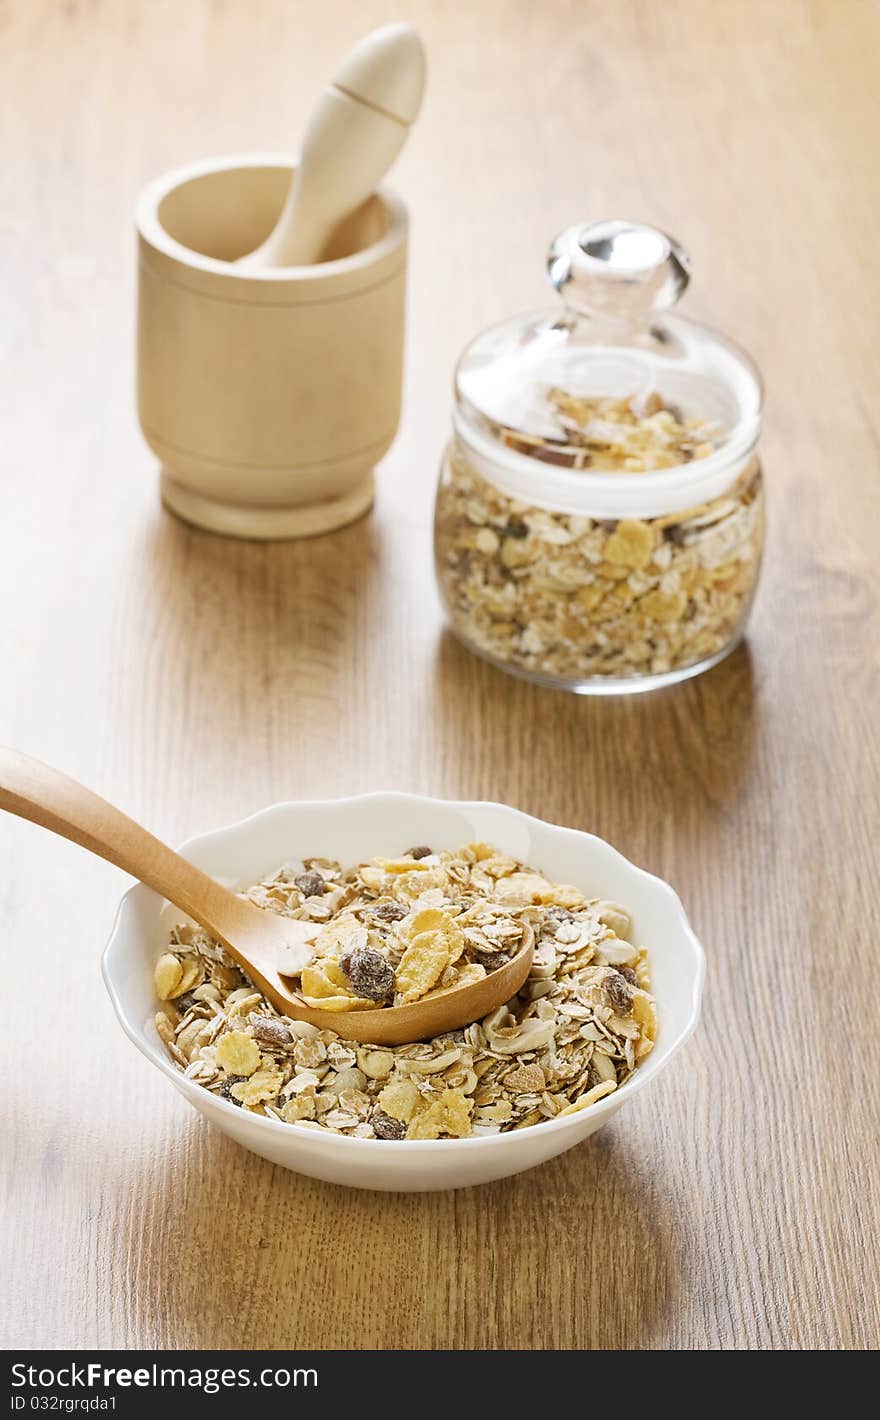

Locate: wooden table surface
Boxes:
[2,0,879,1352]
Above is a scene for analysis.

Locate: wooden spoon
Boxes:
[0,750,534,1046]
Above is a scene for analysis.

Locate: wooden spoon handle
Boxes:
[0,748,254,947]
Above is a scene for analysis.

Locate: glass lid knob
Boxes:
[547,219,691,322]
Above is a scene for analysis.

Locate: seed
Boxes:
[250,1015,292,1049]
[339,947,395,1003]
[294,871,325,898]
[370,900,407,922]
[604,970,634,1016]
[219,1076,245,1106]
[360,1049,394,1079]
[372,1112,406,1140]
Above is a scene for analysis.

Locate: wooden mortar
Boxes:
[136,154,407,539]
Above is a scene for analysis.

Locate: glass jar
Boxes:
[434,219,764,692]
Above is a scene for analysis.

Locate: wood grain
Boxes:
[1,0,879,1351]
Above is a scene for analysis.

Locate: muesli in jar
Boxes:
[434,220,764,691]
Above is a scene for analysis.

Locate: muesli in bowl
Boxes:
[103,794,703,1190]
[153,841,657,1140]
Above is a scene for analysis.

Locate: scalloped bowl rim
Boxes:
[101,793,705,1156]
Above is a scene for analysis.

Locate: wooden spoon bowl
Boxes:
[0,750,534,1045]
[274,923,534,1046]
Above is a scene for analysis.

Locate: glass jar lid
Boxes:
[453,219,763,518]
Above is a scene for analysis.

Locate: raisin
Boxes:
[173,993,197,1016]
[470,948,510,970]
[604,970,634,1016]
[339,947,395,1002]
[619,966,639,988]
[503,519,529,539]
[369,901,407,923]
[405,845,433,860]
[250,1015,292,1049]
[294,871,325,898]
[372,1112,406,1140]
[219,1076,245,1106]
[539,445,579,468]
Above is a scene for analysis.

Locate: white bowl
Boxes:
[102,795,704,1191]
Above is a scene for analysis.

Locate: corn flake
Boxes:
[377,1078,422,1123]
[406,1089,473,1140]
[300,963,375,1012]
[231,1067,284,1106]
[154,953,182,1001]
[216,1031,261,1077]
[395,909,465,1003]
